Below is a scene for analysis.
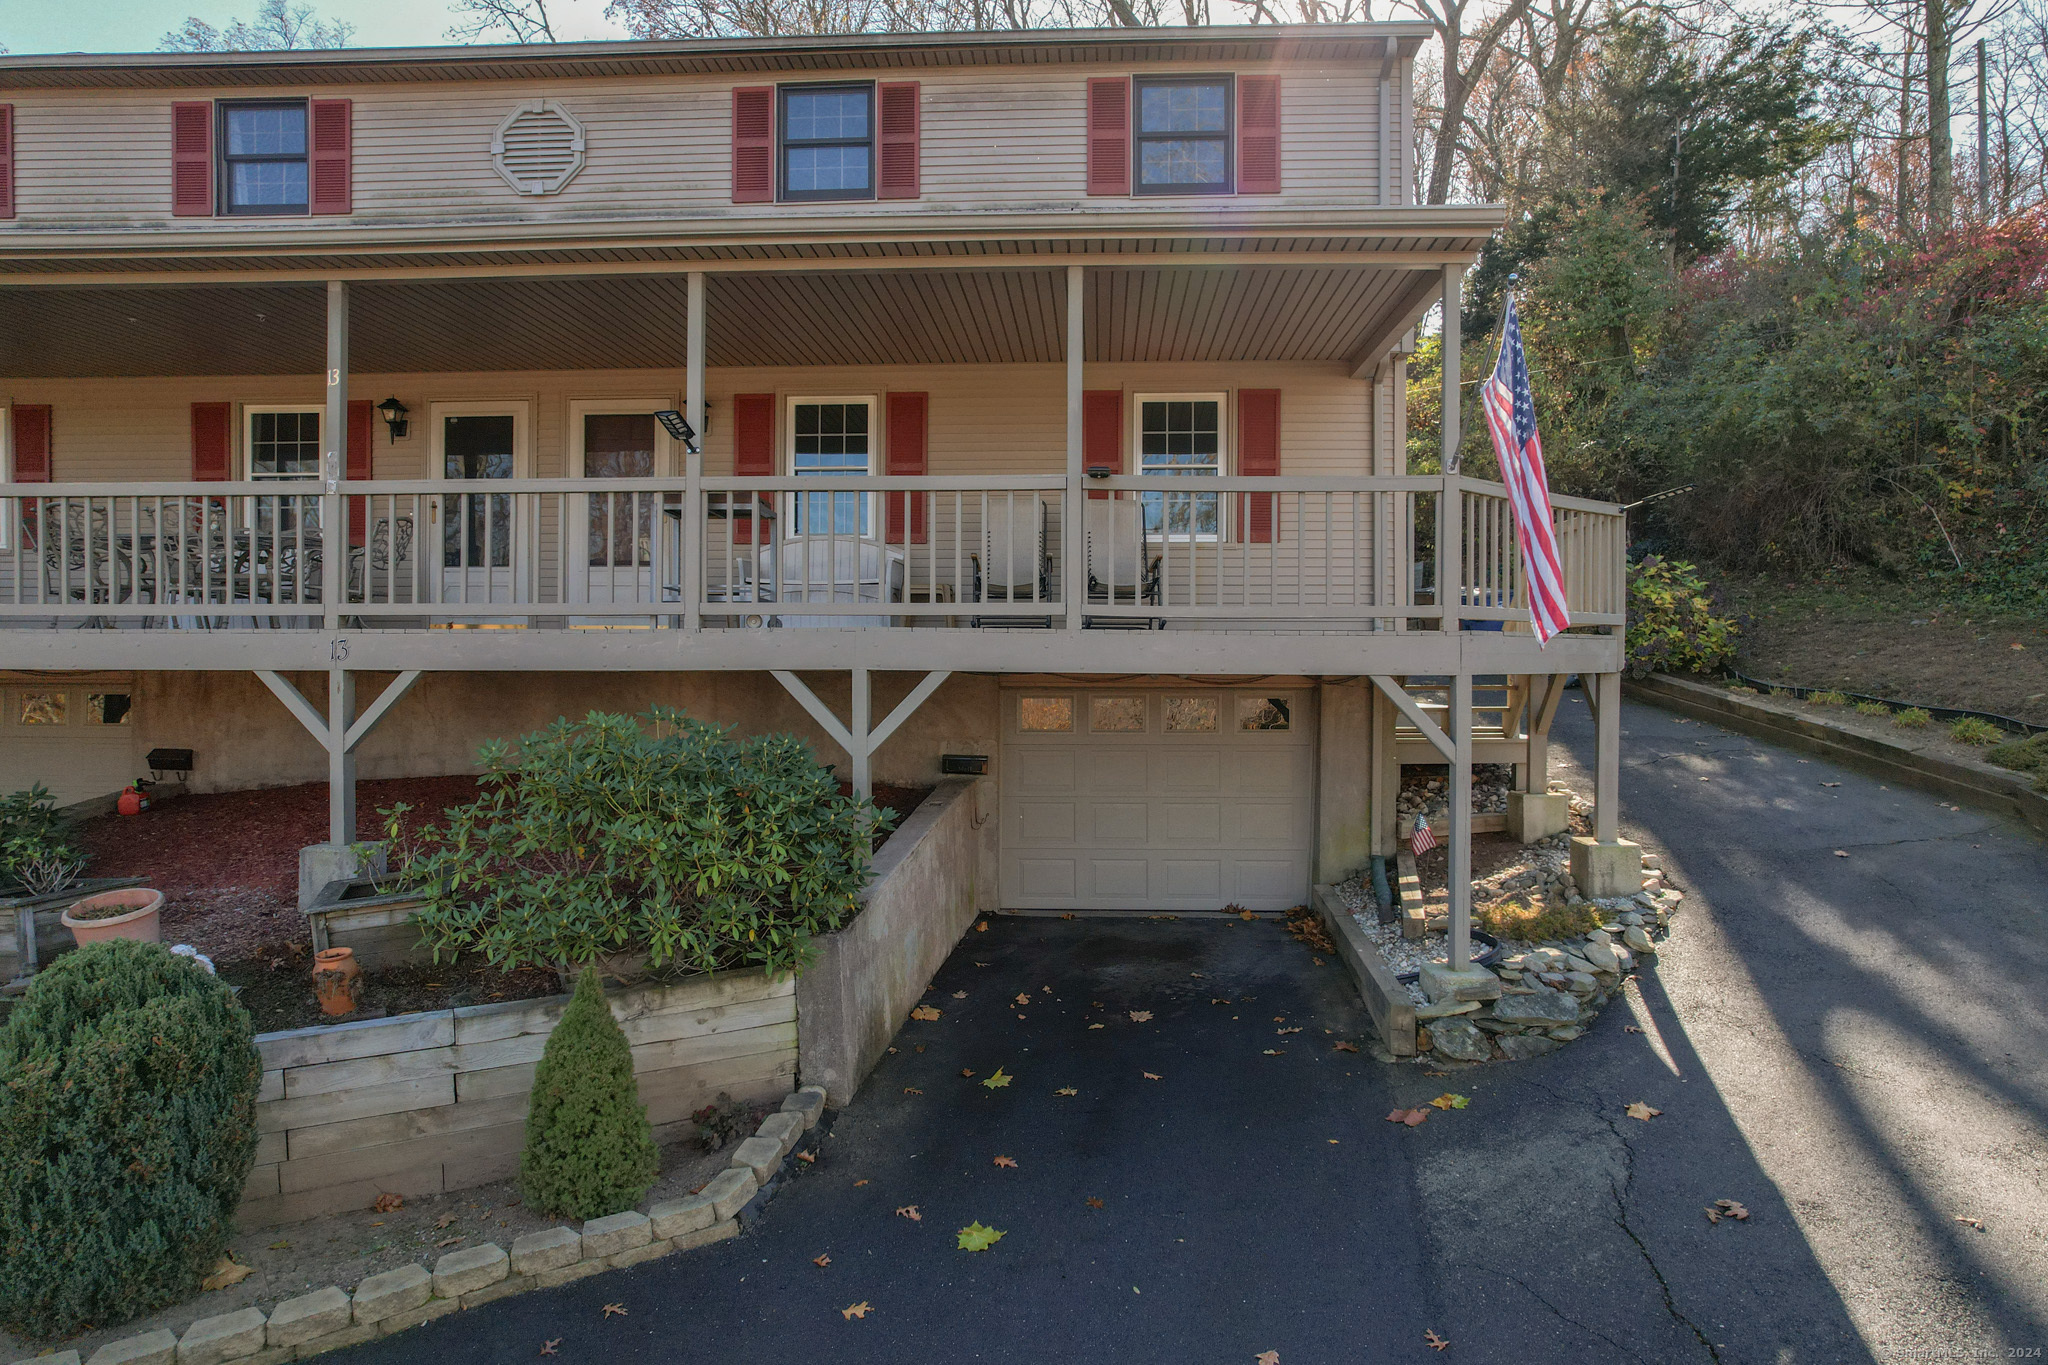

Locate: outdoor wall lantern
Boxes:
[376,397,410,444]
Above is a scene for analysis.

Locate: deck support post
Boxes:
[254,668,426,847]
[1593,670,1620,843]
[1063,263,1085,633]
[772,670,951,803]
[322,280,348,632]
[1436,264,1462,633]
[682,270,705,633]
[1369,681,1400,858]
[1448,671,1474,970]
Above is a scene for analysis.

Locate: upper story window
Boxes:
[780,84,874,202]
[220,101,309,215]
[1134,77,1232,195]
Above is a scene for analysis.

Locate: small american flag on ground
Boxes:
[1479,292,1570,644]
[1410,819,1438,855]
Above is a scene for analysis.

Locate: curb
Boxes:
[1625,673,2048,840]
[1310,885,1416,1056]
[20,1087,829,1365]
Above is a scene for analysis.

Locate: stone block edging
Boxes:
[23,1086,829,1365]
[1309,884,1417,1056]
[1626,673,2048,840]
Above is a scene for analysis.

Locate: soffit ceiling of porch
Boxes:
[0,264,1441,377]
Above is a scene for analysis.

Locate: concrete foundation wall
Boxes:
[796,778,997,1104]
[241,970,795,1228]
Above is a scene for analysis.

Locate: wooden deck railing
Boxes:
[0,475,1626,636]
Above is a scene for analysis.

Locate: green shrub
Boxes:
[1854,700,1891,717]
[0,784,87,896]
[1948,717,2002,747]
[1893,707,1934,729]
[1624,556,1740,678]
[384,708,888,977]
[0,941,260,1338]
[1987,733,2048,791]
[1808,690,1850,707]
[519,968,658,1220]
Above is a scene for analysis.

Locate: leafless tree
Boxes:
[446,0,562,41]
[1394,0,1538,203]
[160,0,355,50]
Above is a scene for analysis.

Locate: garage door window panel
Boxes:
[17,691,66,725]
[88,693,133,725]
[1019,696,1074,732]
[1164,696,1218,732]
[1238,696,1291,731]
[1090,697,1147,732]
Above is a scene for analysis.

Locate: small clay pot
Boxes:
[312,946,363,1017]
[61,888,165,946]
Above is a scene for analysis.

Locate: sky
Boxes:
[0,0,630,55]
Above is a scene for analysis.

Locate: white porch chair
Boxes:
[970,496,1051,627]
[764,536,906,628]
[1082,498,1162,629]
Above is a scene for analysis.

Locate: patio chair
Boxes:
[1082,498,1162,630]
[347,515,415,600]
[970,496,1052,628]
[766,536,906,628]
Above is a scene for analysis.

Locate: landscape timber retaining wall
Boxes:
[796,777,997,1105]
[241,970,797,1227]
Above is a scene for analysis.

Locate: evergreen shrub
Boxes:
[519,968,659,1220]
[0,941,260,1338]
[1624,556,1738,678]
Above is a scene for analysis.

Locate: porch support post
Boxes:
[849,668,872,800]
[1063,263,1084,633]
[1594,670,1620,844]
[322,280,348,631]
[682,270,705,632]
[770,669,949,804]
[327,669,355,846]
[1369,681,1400,858]
[1436,264,1462,635]
[1443,672,1471,970]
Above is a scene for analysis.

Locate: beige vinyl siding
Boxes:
[3,361,1370,483]
[6,65,1396,228]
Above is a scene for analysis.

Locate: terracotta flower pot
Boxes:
[312,946,363,1017]
[60,888,165,946]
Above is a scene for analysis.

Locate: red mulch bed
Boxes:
[75,777,935,966]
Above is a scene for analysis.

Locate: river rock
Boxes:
[1488,986,1580,1027]
[1579,940,1621,974]
[1623,925,1654,954]
[1496,1034,1562,1060]
[1428,1018,1492,1063]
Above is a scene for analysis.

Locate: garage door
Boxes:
[0,681,141,807]
[1000,688,1314,912]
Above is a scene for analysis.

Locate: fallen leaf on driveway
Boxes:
[201,1256,255,1292]
[953,990,968,999]
[1333,1041,1359,1053]
[957,1221,1006,1251]
[982,1068,1013,1089]
[910,1006,942,1021]
[796,1150,816,1163]
[842,1302,872,1320]
[1703,1199,1749,1224]
[601,1303,627,1318]
[1429,1093,1469,1110]
[1956,1215,1986,1231]
[896,1206,921,1221]
[1056,1086,1078,1096]
[1088,1023,1105,1030]
[1239,908,1257,921]
[813,1254,832,1267]
[854,1179,869,1187]
[1424,1329,1451,1351]
[434,1214,458,1229]
[1257,1353,1281,1364]
[1821,781,1841,788]
[1386,1108,1430,1127]
[976,921,989,932]
[1142,1072,1163,1080]
[1624,1025,1643,1034]
[435,1237,462,1249]
[1085,1197,1105,1208]
[1015,993,1031,1006]
[1626,1101,1662,1121]
[1276,1026,1301,1035]
[1129,1010,1154,1023]
[993,1156,1018,1168]
[902,1087,923,1095]
[372,1192,404,1213]
[539,1340,559,1356]
[960,1068,975,1077]
[1262,1049,1285,1056]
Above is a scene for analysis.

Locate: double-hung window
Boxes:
[1136,395,1224,538]
[219,100,309,215]
[1133,77,1232,195]
[245,406,322,532]
[789,398,873,535]
[780,84,874,202]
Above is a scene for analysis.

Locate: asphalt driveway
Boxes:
[341,696,2047,1364]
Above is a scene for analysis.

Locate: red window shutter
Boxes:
[877,82,921,200]
[1086,77,1130,196]
[309,99,352,215]
[731,392,776,544]
[347,398,374,543]
[884,392,928,543]
[0,105,15,221]
[172,101,214,217]
[1082,389,1122,500]
[1236,389,1281,543]
[190,402,232,481]
[11,406,52,482]
[731,87,775,204]
[1237,75,1281,194]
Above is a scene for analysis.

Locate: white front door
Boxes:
[430,402,531,611]
[569,402,674,616]
[999,688,1315,912]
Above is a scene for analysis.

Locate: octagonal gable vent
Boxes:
[492,100,587,196]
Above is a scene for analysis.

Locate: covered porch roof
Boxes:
[0,255,1454,378]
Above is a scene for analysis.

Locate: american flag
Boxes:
[1478,293,1570,644]
[1410,818,1438,855]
